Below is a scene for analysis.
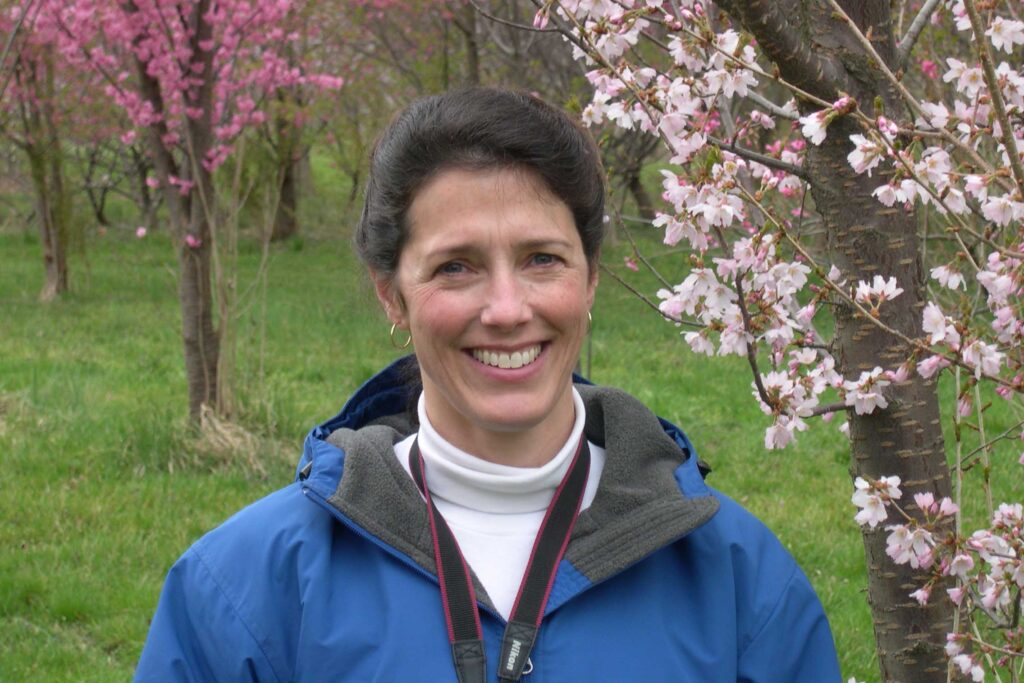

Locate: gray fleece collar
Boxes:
[323,383,719,609]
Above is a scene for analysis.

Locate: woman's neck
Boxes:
[419,388,582,468]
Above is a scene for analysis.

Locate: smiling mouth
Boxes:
[470,344,543,369]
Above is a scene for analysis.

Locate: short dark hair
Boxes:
[355,87,606,282]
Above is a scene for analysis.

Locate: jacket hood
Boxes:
[297,356,719,604]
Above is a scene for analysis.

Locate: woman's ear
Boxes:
[586,255,600,309]
[370,270,407,328]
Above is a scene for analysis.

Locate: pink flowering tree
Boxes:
[0,1,89,300]
[534,0,1024,679]
[50,0,342,420]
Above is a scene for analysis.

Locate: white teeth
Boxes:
[472,345,541,369]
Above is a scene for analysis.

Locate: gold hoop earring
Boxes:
[389,323,412,350]
[587,310,593,333]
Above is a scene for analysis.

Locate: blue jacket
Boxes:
[135,358,841,682]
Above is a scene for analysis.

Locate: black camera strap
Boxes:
[409,436,590,683]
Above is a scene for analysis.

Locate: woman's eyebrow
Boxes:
[516,238,575,251]
[423,237,575,258]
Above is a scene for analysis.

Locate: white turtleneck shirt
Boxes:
[393,389,606,620]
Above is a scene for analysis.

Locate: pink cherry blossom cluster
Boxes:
[854,476,1024,676]
[551,0,1024,440]
[48,0,343,182]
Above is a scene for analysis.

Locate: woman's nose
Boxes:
[480,273,532,328]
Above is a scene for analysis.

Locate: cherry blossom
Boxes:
[885,524,935,569]
[852,476,901,528]
[946,585,968,606]
[952,654,986,682]
[917,354,951,379]
[854,275,904,307]
[909,586,931,605]
[986,16,1024,53]
[799,109,829,145]
[947,553,974,579]
[960,339,1005,379]
[922,302,960,347]
[916,102,949,130]
[930,265,965,290]
[846,135,884,175]
[843,368,890,415]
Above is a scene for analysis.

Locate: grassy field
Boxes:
[0,218,1018,681]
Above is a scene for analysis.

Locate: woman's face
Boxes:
[375,167,597,461]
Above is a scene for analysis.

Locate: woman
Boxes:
[135,88,841,682]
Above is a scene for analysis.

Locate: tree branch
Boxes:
[0,0,41,102]
[744,90,798,120]
[895,0,942,70]
[709,134,810,181]
[822,0,997,183]
[729,265,778,411]
[809,402,850,417]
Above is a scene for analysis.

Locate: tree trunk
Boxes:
[271,109,300,242]
[812,110,955,683]
[627,173,656,222]
[31,143,69,302]
[181,0,221,421]
[21,50,70,302]
[131,146,159,231]
[177,218,219,421]
[83,149,111,228]
[127,0,220,422]
[454,3,480,85]
[718,1,955,679]
[271,160,298,241]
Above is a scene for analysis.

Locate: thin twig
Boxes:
[617,213,655,226]
[824,0,926,119]
[613,209,675,290]
[961,0,1024,194]
[529,0,591,54]
[972,382,994,516]
[599,263,703,329]
[961,417,1024,466]
[469,0,560,33]
[706,224,775,410]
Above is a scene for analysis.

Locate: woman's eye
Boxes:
[437,261,466,275]
[530,253,560,266]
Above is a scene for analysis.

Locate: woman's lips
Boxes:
[469,343,543,369]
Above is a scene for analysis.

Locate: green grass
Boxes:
[1,222,1019,681]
